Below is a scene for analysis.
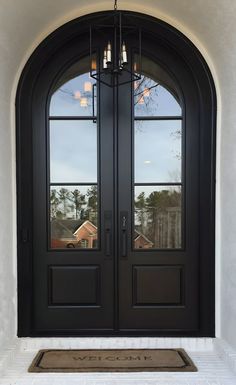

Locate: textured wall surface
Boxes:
[0,0,236,350]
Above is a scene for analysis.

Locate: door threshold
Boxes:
[19,336,214,350]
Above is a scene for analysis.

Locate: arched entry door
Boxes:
[17,12,216,336]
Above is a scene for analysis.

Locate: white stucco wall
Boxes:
[0,0,235,349]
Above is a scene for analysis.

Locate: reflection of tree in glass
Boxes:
[69,189,86,219]
[170,128,181,161]
[134,191,147,234]
[58,188,71,218]
[50,187,98,224]
[134,76,159,108]
[50,189,60,219]
[135,189,181,248]
[85,185,98,226]
[134,76,159,132]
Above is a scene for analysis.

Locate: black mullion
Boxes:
[134,116,182,121]
[134,182,182,186]
[50,182,97,186]
[49,116,97,120]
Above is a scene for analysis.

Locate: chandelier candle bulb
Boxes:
[121,42,128,64]
[106,41,112,63]
[91,58,97,71]
[103,49,108,69]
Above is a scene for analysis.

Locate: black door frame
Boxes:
[16,11,216,337]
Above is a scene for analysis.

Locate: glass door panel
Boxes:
[50,56,97,117]
[49,59,99,250]
[133,56,183,249]
[134,185,182,249]
[134,120,182,183]
[50,120,97,183]
[134,54,182,117]
[50,185,98,249]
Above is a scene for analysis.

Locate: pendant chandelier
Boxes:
[90,0,142,87]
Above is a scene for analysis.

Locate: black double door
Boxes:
[31,44,201,335]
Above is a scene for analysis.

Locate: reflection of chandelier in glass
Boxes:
[90,0,142,87]
[73,79,96,109]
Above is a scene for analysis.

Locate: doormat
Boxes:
[29,348,197,372]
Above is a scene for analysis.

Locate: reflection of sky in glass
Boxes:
[134,78,181,116]
[50,121,97,183]
[49,59,182,187]
[135,120,181,183]
[50,73,96,116]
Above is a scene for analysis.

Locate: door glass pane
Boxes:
[135,120,182,183]
[134,79,181,117]
[50,120,97,183]
[50,185,98,249]
[50,56,97,116]
[134,186,181,249]
[134,55,182,117]
[133,54,183,249]
[49,55,99,250]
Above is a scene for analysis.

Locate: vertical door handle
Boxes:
[120,212,128,258]
[122,229,127,257]
[104,211,112,258]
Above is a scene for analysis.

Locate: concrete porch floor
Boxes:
[0,338,236,385]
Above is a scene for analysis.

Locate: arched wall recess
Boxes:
[16,11,216,337]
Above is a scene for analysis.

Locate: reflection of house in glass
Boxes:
[51,219,154,249]
[51,219,97,249]
[134,230,153,249]
[134,207,181,249]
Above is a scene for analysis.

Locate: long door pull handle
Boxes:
[120,212,128,258]
[122,229,127,257]
[104,211,112,258]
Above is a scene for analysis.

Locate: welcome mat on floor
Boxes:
[29,348,197,372]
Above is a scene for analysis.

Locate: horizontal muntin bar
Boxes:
[134,116,182,121]
[134,182,182,186]
[50,182,97,186]
[49,116,97,120]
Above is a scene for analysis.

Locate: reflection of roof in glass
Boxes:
[51,219,84,239]
[51,219,98,239]
[134,230,153,245]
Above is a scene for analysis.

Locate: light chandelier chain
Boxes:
[114,0,118,11]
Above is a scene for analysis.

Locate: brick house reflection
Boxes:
[134,230,153,249]
[51,219,97,248]
[51,219,153,249]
